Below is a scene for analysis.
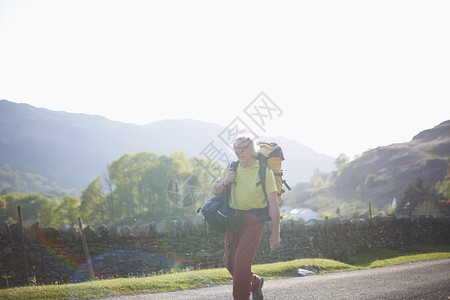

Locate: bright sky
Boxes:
[1,1,449,159]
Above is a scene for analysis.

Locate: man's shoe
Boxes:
[252,275,264,300]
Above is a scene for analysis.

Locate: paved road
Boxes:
[104,258,450,300]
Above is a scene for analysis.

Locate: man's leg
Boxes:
[232,214,264,300]
[223,215,241,274]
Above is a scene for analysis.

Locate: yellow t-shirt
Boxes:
[218,161,277,210]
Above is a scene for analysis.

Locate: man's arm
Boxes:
[212,178,226,194]
[212,171,236,195]
[267,191,281,251]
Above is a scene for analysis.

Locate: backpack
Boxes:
[254,141,291,206]
[198,161,239,234]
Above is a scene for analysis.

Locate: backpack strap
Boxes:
[230,160,239,172]
[257,161,268,202]
[223,160,239,208]
[258,160,283,221]
[204,218,209,242]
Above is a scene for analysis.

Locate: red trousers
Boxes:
[223,213,264,300]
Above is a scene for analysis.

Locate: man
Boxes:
[213,136,281,300]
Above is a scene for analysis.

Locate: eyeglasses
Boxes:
[234,144,251,153]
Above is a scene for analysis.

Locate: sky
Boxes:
[1,0,449,159]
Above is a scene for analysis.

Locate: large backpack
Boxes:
[254,141,291,205]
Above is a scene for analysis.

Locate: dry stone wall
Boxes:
[1,215,449,288]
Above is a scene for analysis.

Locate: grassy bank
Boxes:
[1,244,450,300]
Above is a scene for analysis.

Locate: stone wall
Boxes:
[1,215,449,288]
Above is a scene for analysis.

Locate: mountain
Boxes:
[0,100,335,192]
[307,120,450,213]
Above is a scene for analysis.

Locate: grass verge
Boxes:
[1,244,449,300]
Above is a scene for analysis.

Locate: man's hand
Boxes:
[270,231,281,251]
[223,171,236,185]
[268,192,281,251]
[212,171,235,194]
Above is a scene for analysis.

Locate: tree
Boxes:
[142,153,192,218]
[396,177,439,215]
[0,193,52,225]
[309,168,325,187]
[314,177,324,188]
[39,200,56,227]
[444,181,450,200]
[80,176,106,226]
[364,174,376,189]
[443,161,450,199]
[107,154,135,220]
[103,171,115,222]
[0,197,6,221]
[108,152,160,220]
[55,196,80,227]
[334,153,349,169]
[435,161,450,216]
[105,151,226,222]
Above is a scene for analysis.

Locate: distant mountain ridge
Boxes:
[0,100,335,191]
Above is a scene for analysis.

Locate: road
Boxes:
[104,258,450,300]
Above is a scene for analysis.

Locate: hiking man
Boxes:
[212,136,281,300]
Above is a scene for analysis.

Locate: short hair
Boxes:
[233,135,256,151]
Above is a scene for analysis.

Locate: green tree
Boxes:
[441,161,450,199]
[39,200,56,227]
[136,152,164,217]
[80,176,106,226]
[435,181,443,193]
[108,153,138,220]
[444,181,450,199]
[0,196,7,221]
[314,177,324,188]
[0,193,52,225]
[364,174,376,188]
[309,168,325,187]
[189,157,222,210]
[55,196,80,227]
[143,153,191,218]
[334,153,349,169]
[106,151,226,222]
[103,171,116,222]
[108,152,161,220]
[396,177,438,215]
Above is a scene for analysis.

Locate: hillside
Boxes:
[0,100,335,192]
[296,120,450,214]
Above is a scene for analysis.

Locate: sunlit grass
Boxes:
[0,269,233,300]
[252,258,355,278]
[354,244,450,268]
[1,244,449,300]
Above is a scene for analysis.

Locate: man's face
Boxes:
[234,139,253,161]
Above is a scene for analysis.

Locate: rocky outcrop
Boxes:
[331,120,450,209]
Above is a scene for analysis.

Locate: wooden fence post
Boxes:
[17,205,30,285]
[325,216,329,258]
[368,203,375,247]
[78,217,95,280]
